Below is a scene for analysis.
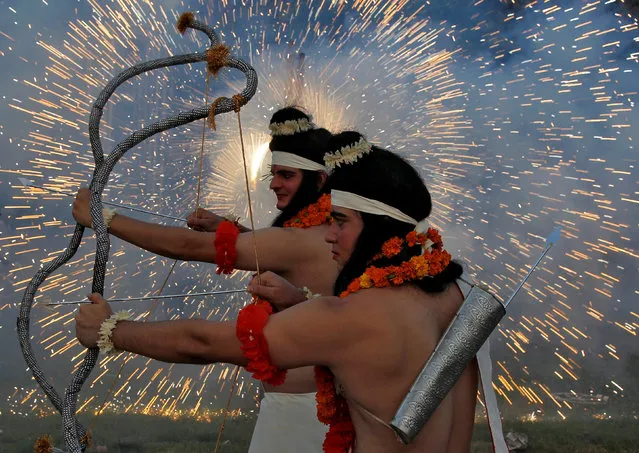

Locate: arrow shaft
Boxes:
[503,243,553,308]
[47,289,246,306]
[22,182,185,222]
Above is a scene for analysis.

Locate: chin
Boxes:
[275,197,289,210]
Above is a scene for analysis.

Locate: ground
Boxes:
[0,414,637,452]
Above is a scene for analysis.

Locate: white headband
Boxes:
[330,190,418,225]
[271,151,328,172]
[269,118,313,136]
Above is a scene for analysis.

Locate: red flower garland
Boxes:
[214,220,240,274]
[236,299,287,386]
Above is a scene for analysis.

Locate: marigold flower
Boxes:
[409,255,430,278]
[359,273,373,289]
[367,267,390,287]
[426,227,443,248]
[400,261,417,280]
[347,280,360,293]
[284,194,331,228]
[381,237,403,258]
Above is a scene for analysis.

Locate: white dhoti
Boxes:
[248,392,328,453]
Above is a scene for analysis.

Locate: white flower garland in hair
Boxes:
[324,137,373,170]
[269,118,313,136]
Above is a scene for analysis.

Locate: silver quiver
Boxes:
[390,285,505,444]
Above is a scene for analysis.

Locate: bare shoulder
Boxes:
[252,225,328,255]
[276,224,332,257]
[341,284,461,329]
[291,223,330,241]
[318,283,462,320]
[310,290,389,330]
[257,224,328,245]
[336,286,419,320]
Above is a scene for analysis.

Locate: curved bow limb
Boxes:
[67,29,257,453]
[17,13,258,453]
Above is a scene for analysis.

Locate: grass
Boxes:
[0,414,637,452]
[471,418,639,453]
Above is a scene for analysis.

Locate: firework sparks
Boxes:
[0,0,637,423]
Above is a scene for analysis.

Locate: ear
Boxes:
[317,171,328,190]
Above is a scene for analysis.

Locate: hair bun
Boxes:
[269,107,314,136]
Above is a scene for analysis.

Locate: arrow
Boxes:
[18,177,186,223]
[46,289,247,306]
[503,226,561,308]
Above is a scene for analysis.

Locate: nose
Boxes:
[270,176,280,191]
[325,221,338,244]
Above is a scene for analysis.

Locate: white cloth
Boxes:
[248,392,328,453]
[478,340,509,453]
[456,277,508,453]
[271,151,328,172]
[330,190,418,225]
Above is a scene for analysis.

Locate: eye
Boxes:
[331,215,346,226]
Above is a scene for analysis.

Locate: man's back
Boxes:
[333,283,477,453]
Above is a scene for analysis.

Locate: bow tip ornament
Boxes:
[176,12,195,34]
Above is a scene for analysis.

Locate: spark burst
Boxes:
[0,0,637,425]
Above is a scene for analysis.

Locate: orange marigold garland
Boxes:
[316,226,451,453]
[373,227,443,261]
[236,299,287,386]
[283,194,332,229]
[315,366,355,452]
[214,220,241,274]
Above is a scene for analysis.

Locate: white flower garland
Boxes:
[97,310,131,355]
[301,286,321,300]
[324,137,373,170]
[269,118,313,136]
[102,207,117,229]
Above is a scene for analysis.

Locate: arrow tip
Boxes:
[18,177,33,186]
[547,227,562,246]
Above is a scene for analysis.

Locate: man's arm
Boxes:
[111,318,246,365]
[186,208,250,233]
[264,291,383,369]
[76,292,380,371]
[108,214,213,261]
[75,294,246,365]
[72,189,320,272]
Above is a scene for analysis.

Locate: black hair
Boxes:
[327,131,463,296]
[268,106,331,226]
[268,107,329,165]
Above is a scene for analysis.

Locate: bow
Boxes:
[17,13,257,452]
